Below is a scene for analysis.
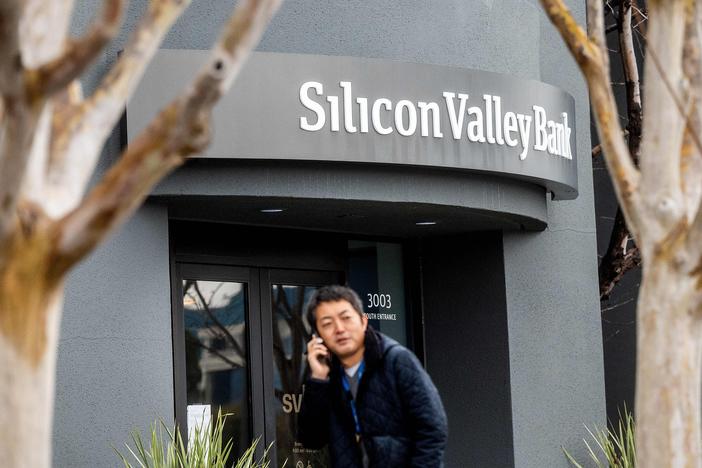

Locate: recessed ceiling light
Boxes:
[415,221,437,226]
[260,208,284,213]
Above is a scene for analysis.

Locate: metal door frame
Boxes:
[172,264,264,454]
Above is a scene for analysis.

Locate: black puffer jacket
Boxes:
[298,329,448,468]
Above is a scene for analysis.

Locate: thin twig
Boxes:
[602,297,637,313]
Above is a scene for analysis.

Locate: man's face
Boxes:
[315,299,368,359]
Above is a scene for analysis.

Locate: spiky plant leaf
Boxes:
[114,409,275,468]
[563,407,636,468]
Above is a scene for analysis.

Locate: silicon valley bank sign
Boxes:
[127,51,578,199]
[300,81,573,161]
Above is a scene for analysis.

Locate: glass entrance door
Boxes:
[261,269,341,468]
[174,265,341,468]
[174,264,265,465]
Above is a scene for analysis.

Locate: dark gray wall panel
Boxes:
[501,1,605,467]
[55,204,172,467]
[422,233,514,468]
[503,230,604,466]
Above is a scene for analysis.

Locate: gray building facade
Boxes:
[54,1,605,467]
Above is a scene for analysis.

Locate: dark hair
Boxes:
[305,285,365,330]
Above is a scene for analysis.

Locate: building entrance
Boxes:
[170,221,417,468]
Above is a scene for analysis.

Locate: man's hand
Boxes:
[307,334,331,380]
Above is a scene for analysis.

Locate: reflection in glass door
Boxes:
[182,279,250,459]
[270,283,329,468]
[174,264,264,464]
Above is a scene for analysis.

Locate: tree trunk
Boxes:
[636,259,702,468]
[0,1,280,466]
[0,296,62,468]
[0,227,64,468]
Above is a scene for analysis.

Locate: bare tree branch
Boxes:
[631,0,647,36]
[600,208,641,300]
[51,108,183,274]
[0,100,37,244]
[0,1,29,242]
[541,0,642,237]
[25,0,125,99]
[593,129,630,160]
[44,0,192,219]
[19,1,76,68]
[192,282,245,359]
[594,0,645,302]
[586,0,608,70]
[0,1,90,242]
[20,104,53,208]
[592,143,602,159]
[601,297,637,314]
[619,0,642,164]
[541,0,600,69]
[187,335,241,369]
[52,0,282,275]
[0,1,23,96]
[12,2,78,212]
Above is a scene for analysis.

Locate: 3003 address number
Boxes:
[367,293,392,309]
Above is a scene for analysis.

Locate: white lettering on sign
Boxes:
[283,393,303,414]
[372,98,393,135]
[365,312,398,321]
[299,82,325,131]
[367,293,392,309]
[418,101,443,137]
[299,81,572,161]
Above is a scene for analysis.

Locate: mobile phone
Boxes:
[312,333,331,366]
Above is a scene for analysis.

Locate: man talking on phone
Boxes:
[298,285,448,468]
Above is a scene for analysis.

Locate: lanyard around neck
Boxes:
[341,360,365,442]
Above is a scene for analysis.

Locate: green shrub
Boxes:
[114,411,275,468]
[563,408,636,468]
